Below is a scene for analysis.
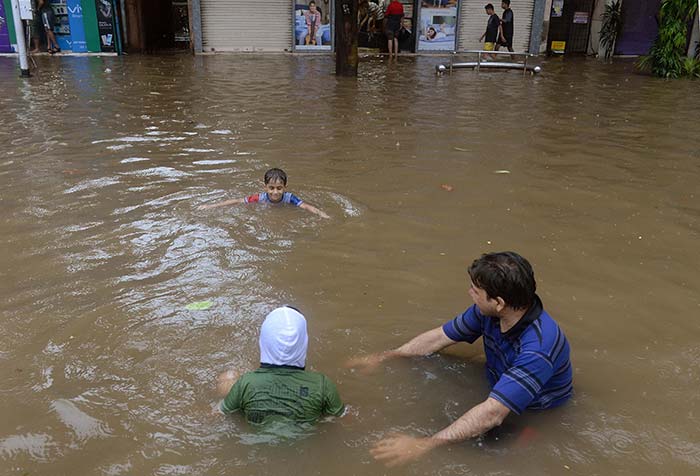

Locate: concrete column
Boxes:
[335,0,358,76]
[529,0,547,54]
[189,0,202,53]
[10,0,30,77]
[689,10,699,57]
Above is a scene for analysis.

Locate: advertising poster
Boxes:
[552,0,564,18]
[417,3,457,52]
[294,0,332,51]
[94,0,114,52]
[0,1,12,53]
[67,0,87,52]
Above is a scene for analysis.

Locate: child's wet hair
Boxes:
[264,168,288,185]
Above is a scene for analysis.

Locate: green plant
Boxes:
[599,0,623,60]
[682,57,700,77]
[637,0,699,78]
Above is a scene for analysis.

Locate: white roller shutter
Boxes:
[201,0,292,52]
[457,0,535,53]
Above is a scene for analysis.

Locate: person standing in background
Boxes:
[496,0,514,53]
[384,0,404,56]
[38,0,60,54]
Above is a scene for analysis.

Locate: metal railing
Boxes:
[436,50,541,76]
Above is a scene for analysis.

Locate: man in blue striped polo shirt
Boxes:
[347,251,573,467]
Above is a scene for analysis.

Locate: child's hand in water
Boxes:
[319,210,330,219]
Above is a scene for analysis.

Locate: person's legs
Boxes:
[393,37,399,55]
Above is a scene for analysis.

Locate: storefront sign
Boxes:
[573,11,589,24]
[0,1,11,53]
[551,0,564,18]
[94,0,114,52]
[417,6,457,52]
[551,40,566,53]
[66,0,87,52]
[294,0,332,51]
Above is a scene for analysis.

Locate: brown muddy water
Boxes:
[0,54,699,476]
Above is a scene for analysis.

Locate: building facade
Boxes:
[189,0,547,54]
[1,0,120,53]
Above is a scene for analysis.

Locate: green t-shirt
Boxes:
[220,367,344,425]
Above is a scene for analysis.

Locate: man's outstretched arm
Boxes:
[346,326,456,373]
[370,397,510,467]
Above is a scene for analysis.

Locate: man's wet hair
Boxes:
[502,0,510,5]
[264,168,288,185]
[485,3,494,10]
[468,251,536,310]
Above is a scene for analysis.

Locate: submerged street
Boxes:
[1,54,699,475]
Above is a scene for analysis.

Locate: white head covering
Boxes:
[259,306,308,368]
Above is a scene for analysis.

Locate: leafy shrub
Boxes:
[636,0,699,78]
[600,0,623,61]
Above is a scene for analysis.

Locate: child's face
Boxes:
[309,3,317,12]
[265,179,286,203]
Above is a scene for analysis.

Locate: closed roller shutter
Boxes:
[457,0,534,53]
[201,0,292,52]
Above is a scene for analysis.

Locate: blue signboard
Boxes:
[66,0,87,52]
[0,1,12,53]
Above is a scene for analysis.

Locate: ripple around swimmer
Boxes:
[50,399,112,441]
[326,192,363,218]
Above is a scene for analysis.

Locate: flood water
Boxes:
[1,53,699,476]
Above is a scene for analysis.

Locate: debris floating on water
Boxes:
[493,170,511,174]
[454,147,468,152]
[440,184,454,192]
[185,301,214,311]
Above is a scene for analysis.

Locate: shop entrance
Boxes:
[614,0,661,55]
[547,0,595,54]
[124,0,190,52]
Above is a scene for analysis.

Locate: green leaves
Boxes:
[600,0,622,61]
[638,0,699,78]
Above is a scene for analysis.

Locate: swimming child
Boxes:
[198,168,329,218]
[216,306,345,425]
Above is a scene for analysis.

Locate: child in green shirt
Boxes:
[217,306,344,425]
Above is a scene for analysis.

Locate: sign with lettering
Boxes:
[94,0,114,52]
[67,0,87,52]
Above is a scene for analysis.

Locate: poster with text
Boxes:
[0,1,12,53]
[294,0,332,51]
[94,0,115,52]
[417,6,456,51]
[66,0,87,52]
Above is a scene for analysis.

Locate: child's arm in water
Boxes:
[197,198,245,210]
[300,202,330,219]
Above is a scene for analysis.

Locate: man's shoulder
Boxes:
[520,311,566,352]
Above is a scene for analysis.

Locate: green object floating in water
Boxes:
[186,300,214,311]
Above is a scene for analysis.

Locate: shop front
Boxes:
[0,0,118,53]
[196,0,540,53]
[614,0,662,55]
[200,0,294,52]
[457,0,537,52]
[547,0,595,54]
